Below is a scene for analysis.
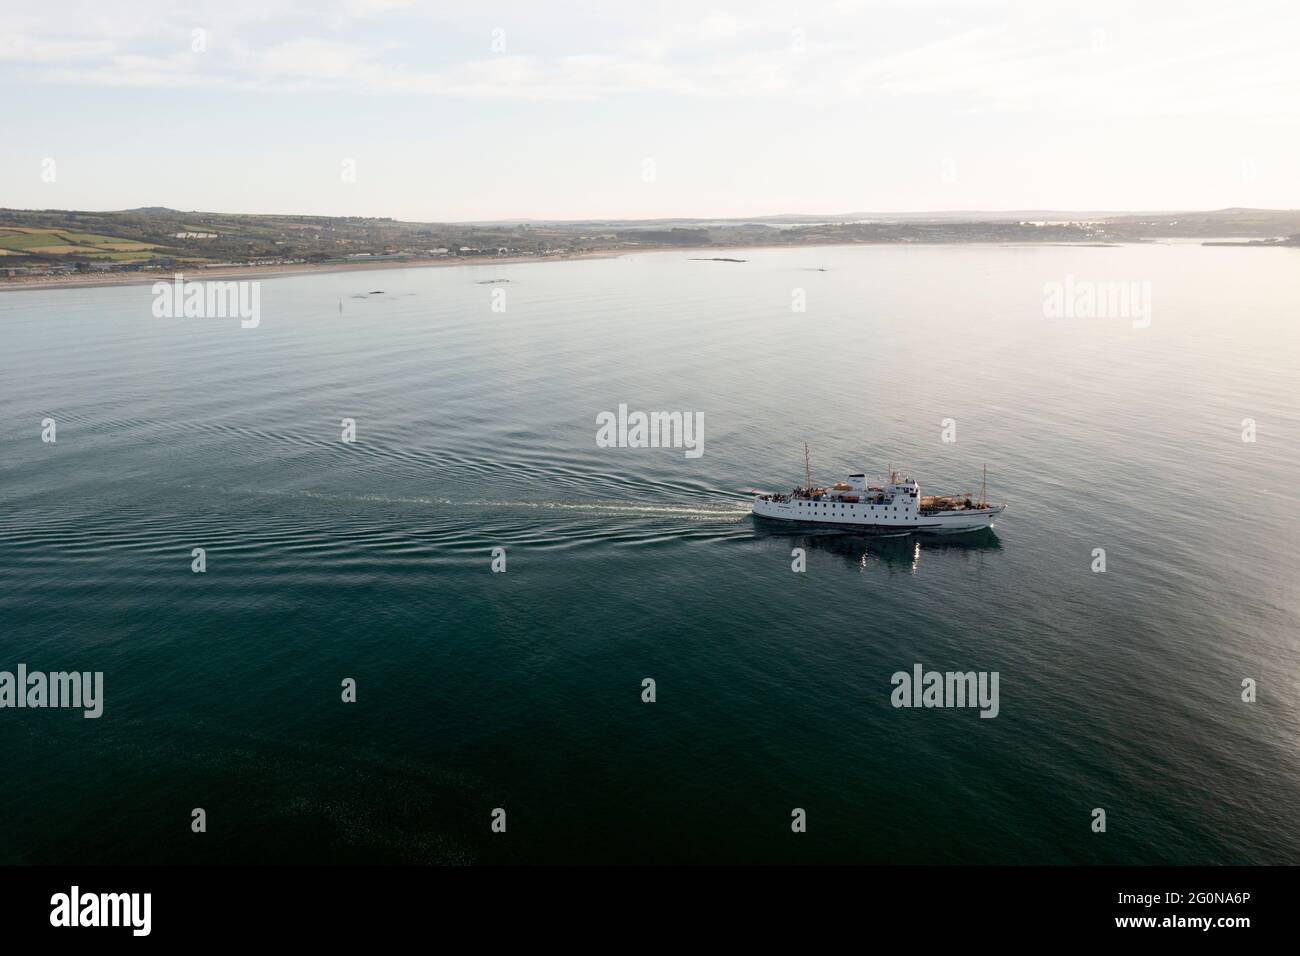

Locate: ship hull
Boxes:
[751,496,1004,534]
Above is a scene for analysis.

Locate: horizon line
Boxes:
[3,204,1297,226]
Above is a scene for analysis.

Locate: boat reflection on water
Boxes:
[751,524,1001,574]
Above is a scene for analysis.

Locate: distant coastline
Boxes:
[0,250,629,292]
[5,206,1298,293]
[5,236,1297,293]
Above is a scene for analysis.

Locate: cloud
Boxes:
[252,37,380,79]
[0,34,117,62]
[3,0,1298,118]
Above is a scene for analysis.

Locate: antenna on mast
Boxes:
[804,442,812,492]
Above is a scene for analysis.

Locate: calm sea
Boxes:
[1,243,1297,864]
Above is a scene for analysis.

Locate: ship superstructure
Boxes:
[752,447,1004,534]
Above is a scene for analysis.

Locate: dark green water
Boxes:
[2,244,1298,864]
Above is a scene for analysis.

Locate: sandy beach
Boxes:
[0,250,633,292]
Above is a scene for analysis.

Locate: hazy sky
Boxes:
[2,0,1297,220]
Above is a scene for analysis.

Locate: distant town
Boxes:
[2,206,1297,283]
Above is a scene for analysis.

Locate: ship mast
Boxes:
[803,442,812,492]
[979,464,987,508]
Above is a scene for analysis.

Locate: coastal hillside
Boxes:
[2,206,1298,280]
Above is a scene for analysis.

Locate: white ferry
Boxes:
[752,448,1004,534]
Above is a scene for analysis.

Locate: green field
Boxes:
[0,227,161,262]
